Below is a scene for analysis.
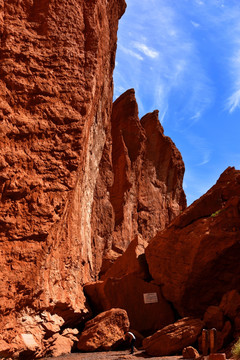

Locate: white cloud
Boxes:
[226,48,240,113]
[227,89,240,113]
[195,0,204,5]
[197,152,211,166]
[118,44,144,61]
[132,42,159,59]
[191,20,200,28]
[159,106,168,124]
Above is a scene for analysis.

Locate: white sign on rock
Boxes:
[143,292,158,304]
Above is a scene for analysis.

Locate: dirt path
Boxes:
[41,350,182,360]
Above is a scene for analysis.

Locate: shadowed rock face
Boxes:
[142,317,204,356]
[0,0,126,344]
[84,273,175,336]
[146,167,240,317]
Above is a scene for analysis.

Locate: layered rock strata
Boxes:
[146,167,240,317]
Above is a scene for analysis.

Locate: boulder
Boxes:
[182,346,200,359]
[84,273,175,335]
[142,317,203,356]
[203,306,224,331]
[44,333,75,358]
[77,308,129,351]
[219,290,240,319]
[101,235,150,280]
[0,339,12,359]
[100,249,123,278]
[216,321,232,351]
[146,167,240,316]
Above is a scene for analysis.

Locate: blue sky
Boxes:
[113,0,240,205]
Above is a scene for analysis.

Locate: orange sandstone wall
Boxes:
[0,0,126,323]
[0,0,187,341]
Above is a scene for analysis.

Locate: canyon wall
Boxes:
[0,0,126,341]
[0,0,187,356]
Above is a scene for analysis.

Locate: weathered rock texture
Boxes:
[92,89,186,274]
[0,0,126,352]
[0,0,187,355]
[142,317,203,356]
[146,167,240,317]
[77,308,129,352]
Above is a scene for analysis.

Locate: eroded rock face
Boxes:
[146,167,240,317]
[0,0,126,349]
[92,89,186,275]
[0,0,187,355]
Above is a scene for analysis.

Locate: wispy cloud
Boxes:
[132,42,159,59]
[226,47,240,113]
[191,20,200,28]
[114,0,214,124]
[227,89,240,113]
[118,44,144,61]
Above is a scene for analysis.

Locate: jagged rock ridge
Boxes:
[92,89,186,275]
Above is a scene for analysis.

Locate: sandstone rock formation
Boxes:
[142,317,203,356]
[0,0,126,354]
[77,308,129,352]
[0,0,189,355]
[0,0,187,331]
[146,167,240,317]
[92,89,186,274]
[84,273,175,335]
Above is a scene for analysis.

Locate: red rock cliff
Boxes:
[0,0,187,355]
[91,89,186,275]
[0,0,126,340]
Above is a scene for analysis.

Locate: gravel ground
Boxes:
[41,350,182,360]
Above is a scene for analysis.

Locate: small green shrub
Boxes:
[232,338,240,359]
[210,209,222,217]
